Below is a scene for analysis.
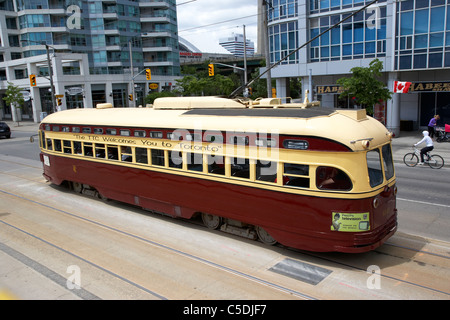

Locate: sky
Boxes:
[176,0,259,54]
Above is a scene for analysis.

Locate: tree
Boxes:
[3,82,24,125]
[337,59,392,115]
[174,73,235,96]
[144,91,177,105]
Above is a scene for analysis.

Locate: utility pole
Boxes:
[243,25,248,85]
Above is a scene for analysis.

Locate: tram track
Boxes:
[1,158,450,299]
[0,183,317,300]
[289,240,450,299]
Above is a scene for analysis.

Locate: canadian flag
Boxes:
[394,81,412,93]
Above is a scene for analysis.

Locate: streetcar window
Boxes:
[169,150,183,168]
[46,138,52,150]
[186,133,201,141]
[382,144,394,181]
[136,148,148,164]
[207,155,225,175]
[187,153,203,172]
[256,160,277,182]
[54,139,62,152]
[40,131,45,148]
[151,149,165,166]
[284,163,309,176]
[367,149,383,187]
[82,127,91,134]
[74,141,82,154]
[63,140,72,154]
[231,157,250,179]
[205,133,223,143]
[283,163,310,188]
[167,132,173,140]
[84,143,93,157]
[316,166,352,191]
[120,129,130,136]
[230,135,249,145]
[120,146,133,162]
[95,144,106,158]
[45,124,51,131]
[72,127,80,133]
[53,126,60,132]
[106,129,117,135]
[107,146,119,160]
[150,131,163,138]
[255,138,276,147]
[134,130,146,137]
[93,128,103,134]
[62,126,70,132]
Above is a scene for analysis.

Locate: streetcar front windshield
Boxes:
[382,144,395,180]
[366,144,395,188]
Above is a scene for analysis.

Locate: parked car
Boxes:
[0,121,11,139]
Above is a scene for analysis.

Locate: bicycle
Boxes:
[403,147,445,169]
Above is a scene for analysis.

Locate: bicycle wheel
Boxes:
[403,153,419,167]
[428,155,444,169]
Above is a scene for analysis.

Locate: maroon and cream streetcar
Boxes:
[38,97,397,252]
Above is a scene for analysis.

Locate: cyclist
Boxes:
[414,130,434,165]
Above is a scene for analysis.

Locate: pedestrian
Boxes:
[427,115,440,138]
[414,130,434,165]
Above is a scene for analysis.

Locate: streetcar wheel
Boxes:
[403,153,418,167]
[201,213,222,230]
[428,155,444,169]
[72,182,83,193]
[256,226,277,245]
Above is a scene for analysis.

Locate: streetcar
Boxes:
[38,96,397,253]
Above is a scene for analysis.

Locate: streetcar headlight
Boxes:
[373,197,380,209]
[361,140,370,149]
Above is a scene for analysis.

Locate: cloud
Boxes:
[176,0,259,54]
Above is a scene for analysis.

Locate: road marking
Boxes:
[397,197,450,209]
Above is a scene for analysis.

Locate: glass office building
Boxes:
[0,0,180,122]
[264,0,450,135]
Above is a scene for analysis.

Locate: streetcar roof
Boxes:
[41,97,392,151]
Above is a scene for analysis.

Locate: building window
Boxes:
[396,1,449,70]
[309,6,386,62]
[269,21,299,64]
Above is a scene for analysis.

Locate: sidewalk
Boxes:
[3,120,450,167]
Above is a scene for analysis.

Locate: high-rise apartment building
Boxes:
[0,0,180,122]
[260,0,450,136]
[219,33,255,57]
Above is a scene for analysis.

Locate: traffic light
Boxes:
[208,64,214,76]
[145,68,151,80]
[128,94,133,101]
[30,74,36,87]
[57,98,62,106]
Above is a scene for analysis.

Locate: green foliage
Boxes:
[174,62,237,96]
[337,59,392,114]
[248,67,267,99]
[144,91,177,105]
[2,82,24,109]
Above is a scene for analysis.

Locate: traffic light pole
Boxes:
[129,40,136,108]
[45,43,57,112]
